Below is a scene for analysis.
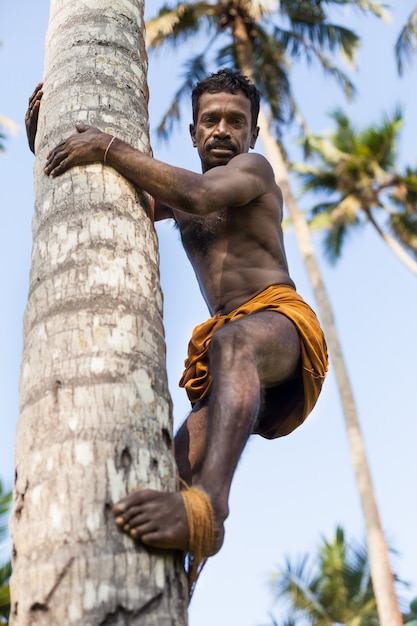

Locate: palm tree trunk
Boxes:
[365,207,417,275]
[231,11,402,626]
[10,1,188,623]
[258,109,402,626]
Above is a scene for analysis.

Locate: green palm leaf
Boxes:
[293,107,417,263]
[145,0,379,136]
[0,481,12,625]
[0,483,11,545]
[270,527,381,625]
[395,6,417,76]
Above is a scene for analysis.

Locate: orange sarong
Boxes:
[179,284,328,439]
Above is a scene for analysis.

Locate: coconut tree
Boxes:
[293,108,417,275]
[0,481,12,625]
[9,0,188,624]
[269,526,404,625]
[145,2,402,625]
[395,5,417,75]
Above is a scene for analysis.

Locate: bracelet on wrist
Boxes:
[103,136,116,163]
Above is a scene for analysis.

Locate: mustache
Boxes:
[207,139,236,152]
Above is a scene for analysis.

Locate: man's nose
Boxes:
[214,119,229,137]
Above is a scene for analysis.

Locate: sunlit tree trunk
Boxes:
[10,0,188,623]
[232,10,402,626]
[259,116,401,625]
[364,207,417,275]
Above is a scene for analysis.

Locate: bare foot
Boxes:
[112,489,224,555]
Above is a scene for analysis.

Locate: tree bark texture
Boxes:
[10,0,188,624]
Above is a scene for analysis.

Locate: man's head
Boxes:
[191,69,260,132]
[190,69,261,171]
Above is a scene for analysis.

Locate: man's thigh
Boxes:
[212,310,301,387]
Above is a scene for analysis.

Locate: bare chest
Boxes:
[178,211,228,256]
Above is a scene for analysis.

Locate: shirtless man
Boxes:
[26,69,328,584]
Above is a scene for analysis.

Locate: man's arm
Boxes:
[153,199,175,222]
[44,124,273,216]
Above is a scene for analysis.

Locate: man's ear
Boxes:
[190,123,197,147]
[250,126,260,150]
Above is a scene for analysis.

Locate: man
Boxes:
[26,69,328,589]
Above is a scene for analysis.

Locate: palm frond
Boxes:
[145,0,387,140]
[280,3,360,63]
[389,211,417,258]
[390,167,417,214]
[249,29,293,130]
[272,553,331,620]
[322,212,356,263]
[395,7,417,76]
[146,1,219,48]
[292,162,340,197]
[342,0,391,20]
[0,483,12,545]
[359,108,403,169]
[155,53,212,139]
[0,481,11,626]
[274,26,356,98]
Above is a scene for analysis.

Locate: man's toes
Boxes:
[114,504,142,524]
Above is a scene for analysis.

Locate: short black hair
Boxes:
[191,69,260,130]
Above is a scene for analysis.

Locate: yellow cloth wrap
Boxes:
[180,487,215,597]
[179,284,328,438]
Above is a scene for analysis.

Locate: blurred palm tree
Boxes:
[147,0,389,138]
[0,480,12,625]
[294,108,417,275]
[269,526,407,626]
[395,5,417,75]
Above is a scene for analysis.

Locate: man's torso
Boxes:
[173,182,295,315]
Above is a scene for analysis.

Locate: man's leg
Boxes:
[112,310,300,554]
[174,402,210,488]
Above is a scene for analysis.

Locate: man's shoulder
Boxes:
[232,151,270,166]
[229,152,275,180]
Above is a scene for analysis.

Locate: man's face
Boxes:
[190,90,259,172]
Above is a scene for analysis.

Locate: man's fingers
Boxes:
[44,147,70,176]
[28,84,43,107]
[46,143,68,162]
[45,158,68,177]
[75,122,90,133]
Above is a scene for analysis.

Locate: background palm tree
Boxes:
[0,481,12,625]
[146,0,388,137]
[9,0,188,622]
[395,5,417,75]
[293,108,417,275]
[269,526,406,626]
[145,2,403,624]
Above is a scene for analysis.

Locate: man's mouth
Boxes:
[208,142,236,154]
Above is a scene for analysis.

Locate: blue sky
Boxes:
[1,1,416,624]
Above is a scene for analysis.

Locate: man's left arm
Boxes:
[44,125,273,216]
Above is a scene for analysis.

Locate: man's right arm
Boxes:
[153,199,174,221]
